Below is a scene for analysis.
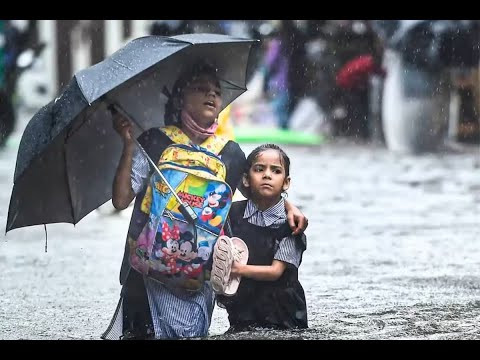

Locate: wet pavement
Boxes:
[1,110,479,339]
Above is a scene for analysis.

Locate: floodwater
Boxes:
[1,119,479,339]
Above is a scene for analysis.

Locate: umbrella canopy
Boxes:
[7,33,257,233]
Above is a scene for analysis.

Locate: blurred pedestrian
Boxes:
[261,20,309,129]
[0,20,38,147]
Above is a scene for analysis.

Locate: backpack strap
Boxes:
[219,141,246,194]
[225,200,248,236]
[228,200,248,229]
[160,125,229,155]
[137,128,174,162]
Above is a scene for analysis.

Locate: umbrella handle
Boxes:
[109,103,199,227]
[107,102,146,133]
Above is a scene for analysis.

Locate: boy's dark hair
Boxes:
[164,60,220,126]
[240,143,291,199]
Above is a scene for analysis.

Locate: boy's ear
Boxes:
[282,176,291,192]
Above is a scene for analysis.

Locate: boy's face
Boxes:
[182,74,223,128]
[244,149,290,201]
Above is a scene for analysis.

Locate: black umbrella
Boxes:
[6,33,257,233]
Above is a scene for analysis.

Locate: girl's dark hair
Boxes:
[164,60,220,126]
[240,143,291,199]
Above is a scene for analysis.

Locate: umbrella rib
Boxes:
[219,78,246,91]
[112,59,134,71]
[139,35,193,45]
[64,104,97,141]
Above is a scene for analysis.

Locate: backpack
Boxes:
[129,126,233,292]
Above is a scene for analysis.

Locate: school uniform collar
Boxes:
[244,198,286,227]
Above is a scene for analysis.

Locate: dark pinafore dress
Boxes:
[218,200,308,332]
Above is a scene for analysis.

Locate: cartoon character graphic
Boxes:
[179,243,203,277]
[205,184,229,209]
[149,222,188,275]
[201,184,231,228]
[161,221,181,241]
[161,238,181,275]
[178,240,198,263]
[197,246,211,262]
[200,206,215,222]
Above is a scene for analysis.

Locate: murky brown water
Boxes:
[1,117,479,339]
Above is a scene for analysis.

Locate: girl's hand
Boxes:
[231,261,243,276]
[231,260,286,281]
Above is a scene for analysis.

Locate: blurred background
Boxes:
[1,20,480,150]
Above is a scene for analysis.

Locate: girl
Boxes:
[217,143,308,332]
[102,62,308,340]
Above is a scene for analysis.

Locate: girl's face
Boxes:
[243,149,290,204]
[182,74,223,128]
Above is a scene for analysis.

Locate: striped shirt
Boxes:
[131,147,151,194]
[243,198,303,268]
[144,279,214,339]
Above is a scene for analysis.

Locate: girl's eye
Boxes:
[254,166,263,172]
[274,169,283,174]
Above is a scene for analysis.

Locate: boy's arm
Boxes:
[284,200,308,236]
